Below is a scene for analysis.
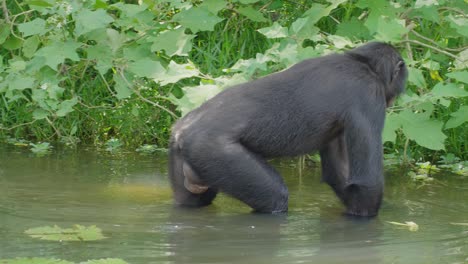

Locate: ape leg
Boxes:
[169,142,218,207]
[319,133,349,202]
[185,140,289,213]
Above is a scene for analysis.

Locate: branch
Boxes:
[1,0,10,23]
[410,29,468,52]
[401,39,463,62]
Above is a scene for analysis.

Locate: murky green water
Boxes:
[0,145,467,264]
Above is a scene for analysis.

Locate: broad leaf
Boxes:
[383,112,402,143]
[25,225,106,241]
[432,82,468,98]
[374,17,408,42]
[113,73,133,99]
[128,58,165,79]
[446,71,468,84]
[237,6,268,23]
[257,22,288,38]
[407,67,426,88]
[156,61,200,86]
[399,110,446,150]
[56,97,78,117]
[74,9,114,36]
[445,106,468,129]
[22,35,41,58]
[199,0,226,14]
[173,7,224,32]
[151,27,195,56]
[86,44,113,75]
[35,41,81,70]
[415,0,439,8]
[0,258,73,264]
[18,18,47,37]
[454,49,468,69]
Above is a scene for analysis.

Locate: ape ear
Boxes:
[391,60,405,82]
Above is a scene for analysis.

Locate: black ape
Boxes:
[168,42,407,217]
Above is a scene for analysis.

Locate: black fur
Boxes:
[169,42,407,217]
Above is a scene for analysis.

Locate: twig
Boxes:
[439,7,467,17]
[410,29,467,52]
[401,39,463,62]
[405,24,415,62]
[99,72,116,96]
[46,117,62,138]
[1,0,10,23]
[0,120,36,130]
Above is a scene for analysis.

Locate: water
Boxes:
[0,145,467,264]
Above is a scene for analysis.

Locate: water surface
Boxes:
[0,145,467,263]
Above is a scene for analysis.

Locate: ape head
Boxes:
[348,42,408,107]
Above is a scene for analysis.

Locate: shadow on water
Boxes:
[0,145,467,263]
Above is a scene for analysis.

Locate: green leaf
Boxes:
[80,259,129,264]
[128,58,165,79]
[25,225,106,241]
[111,2,147,17]
[336,17,370,40]
[18,18,47,37]
[106,28,125,53]
[445,106,468,129]
[87,44,113,75]
[35,41,81,70]
[173,7,224,32]
[3,35,23,50]
[302,4,330,24]
[9,60,27,72]
[407,67,426,88]
[328,35,353,49]
[454,49,468,70]
[257,22,288,38]
[151,27,195,56]
[432,82,468,98]
[237,6,268,23]
[113,73,132,99]
[446,71,468,84]
[399,110,446,150]
[123,43,153,61]
[199,0,227,14]
[56,97,78,117]
[374,17,408,42]
[0,257,73,264]
[8,75,35,90]
[415,0,439,8]
[74,9,114,36]
[290,17,320,40]
[383,113,402,143]
[0,22,10,44]
[33,109,49,120]
[448,15,468,37]
[22,35,41,58]
[156,61,200,86]
[172,84,222,115]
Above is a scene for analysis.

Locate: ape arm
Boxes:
[342,110,384,216]
[319,133,349,202]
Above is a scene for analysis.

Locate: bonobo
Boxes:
[168,42,407,217]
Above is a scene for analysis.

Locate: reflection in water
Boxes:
[0,145,467,263]
[165,208,286,264]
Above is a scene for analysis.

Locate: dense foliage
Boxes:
[0,0,467,162]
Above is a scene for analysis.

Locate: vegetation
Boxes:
[0,0,466,164]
